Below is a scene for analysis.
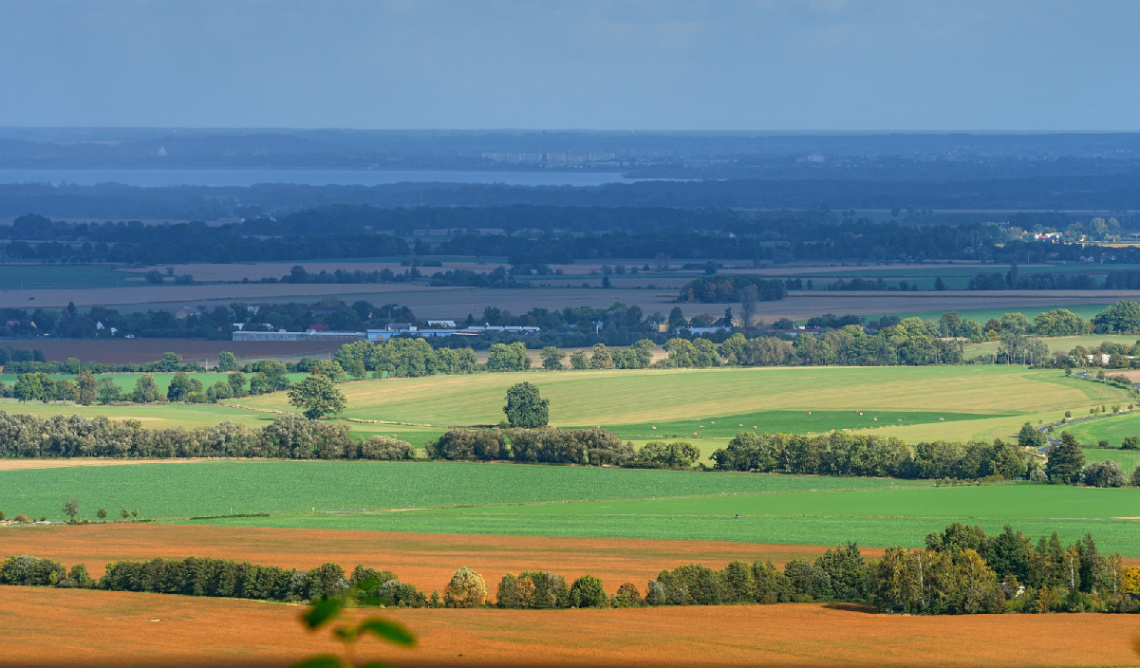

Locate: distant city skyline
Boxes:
[1,0,1138,131]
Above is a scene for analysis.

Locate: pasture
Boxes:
[1063,410,1140,447]
[234,365,1130,445]
[965,334,1140,359]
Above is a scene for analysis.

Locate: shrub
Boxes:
[14,514,30,523]
[570,575,608,608]
[444,567,487,608]
[355,436,415,461]
[1122,436,1140,450]
[0,555,65,586]
[426,429,506,461]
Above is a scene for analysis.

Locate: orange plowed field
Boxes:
[2,586,1138,667]
[0,524,859,592]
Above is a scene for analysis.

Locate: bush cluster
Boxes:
[0,412,413,460]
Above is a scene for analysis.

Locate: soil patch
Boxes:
[1,587,1138,667]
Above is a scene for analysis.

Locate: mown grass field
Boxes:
[0,263,133,288]
[1081,447,1140,470]
[234,365,1130,445]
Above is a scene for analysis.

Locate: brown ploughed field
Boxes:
[2,586,1138,667]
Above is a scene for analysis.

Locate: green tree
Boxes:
[96,377,121,405]
[444,567,487,608]
[1046,432,1086,484]
[503,382,549,428]
[226,371,248,398]
[96,508,107,520]
[76,370,97,406]
[569,350,590,370]
[132,373,160,403]
[570,575,608,608]
[1000,312,1031,335]
[62,497,80,524]
[541,346,566,371]
[288,374,347,420]
[1092,300,1140,334]
[157,351,183,372]
[486,342,530,372]
[217,351,238,372]
[590,343,615,369]
[937,312,962,338]
[12,373,48,403]
[1017,422,1045,449]
[166,371,202,402]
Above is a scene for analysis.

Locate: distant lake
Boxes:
[0,169,639,188]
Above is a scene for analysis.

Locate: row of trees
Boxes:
[0,412,412,461]
[711,432,1036,481]
[5,525,1134,615]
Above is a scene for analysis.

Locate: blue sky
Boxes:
[1,0,1137,130]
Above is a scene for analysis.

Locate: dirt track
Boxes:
[2,587,1138,667]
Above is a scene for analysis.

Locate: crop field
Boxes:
[0,460,924,520]
[0,263,133,288]
[235,365,1130,445]
[3,460,1138,556]
[5,588,1138,668]
[190,477,1140,558]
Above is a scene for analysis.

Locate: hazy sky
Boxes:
[2,0,1138,131]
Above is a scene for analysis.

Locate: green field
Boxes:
[4,460,1137,556]
[0,460,924,520]
[1082,447,1140,471]
[1063,410,1140,447]
[965,335,1140,359]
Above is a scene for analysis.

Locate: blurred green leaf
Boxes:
[301,597,343,630]
[357,618,417,647]
[332,625,357,642]
[361,662,392,668]
[292,655,344,668]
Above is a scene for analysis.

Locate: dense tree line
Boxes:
[5,523,1135,615]
[0,412,413,460]
[678,276,787,303]
[711,431,1036,481]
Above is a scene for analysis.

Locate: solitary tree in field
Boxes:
[288,373,347,420]
[503,382,549,428]
[62,498,80,524]
[96,508,107,520]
